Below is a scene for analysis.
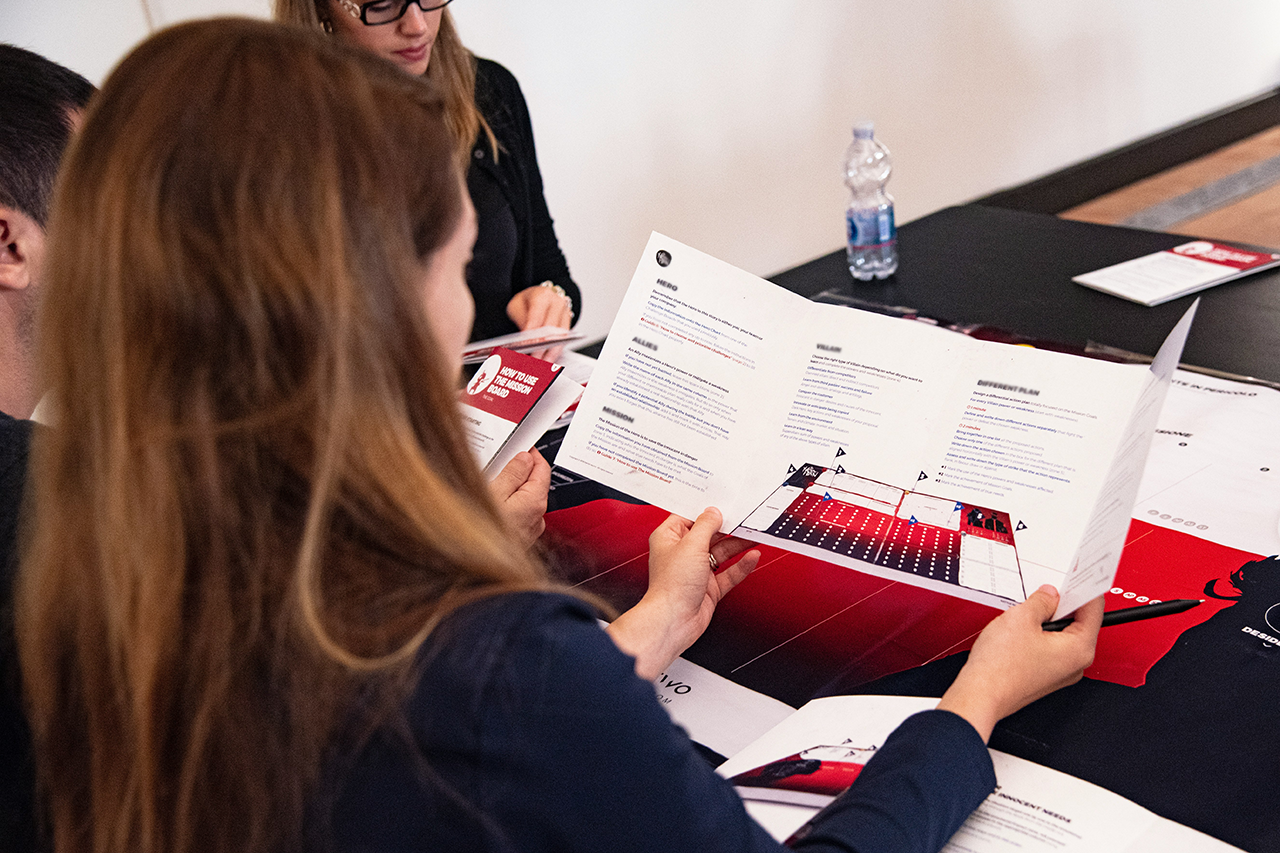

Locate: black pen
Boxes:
[1042,598,1203,632]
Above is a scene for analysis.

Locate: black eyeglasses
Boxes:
[339,0,454,26]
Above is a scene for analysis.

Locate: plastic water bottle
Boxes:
[844,121,897,280]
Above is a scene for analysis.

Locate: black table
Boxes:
[770,204,1280,385]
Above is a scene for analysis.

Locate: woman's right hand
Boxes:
[506,283,573,362]
[937,585,1103,743]
[606,508,760,681]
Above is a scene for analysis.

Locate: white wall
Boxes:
[5,1,1280,340]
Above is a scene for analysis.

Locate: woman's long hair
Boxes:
[16,18,545,853]
[274,0,498,170]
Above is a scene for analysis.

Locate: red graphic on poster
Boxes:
[462,348,560,423]
[543,500,1262,703]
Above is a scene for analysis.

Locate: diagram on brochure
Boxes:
[739,463,1025,602]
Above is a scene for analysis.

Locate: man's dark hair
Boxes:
[0,45,96,227]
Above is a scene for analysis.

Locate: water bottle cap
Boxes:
[853,121,875,139]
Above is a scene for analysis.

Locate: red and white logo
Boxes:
[467,354,502,396]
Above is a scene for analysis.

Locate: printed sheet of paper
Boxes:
[653,657,794,761]
[1073,241,1280,306]
[716,696,1244,851]
[558,233,1191,611]
[461,325,585,364]
[1054,302,1195,617]
[458,347,582,477]
[547,349,597,429]
[1133,370,1280,556]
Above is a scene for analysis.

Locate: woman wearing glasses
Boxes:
[275,0,580,346]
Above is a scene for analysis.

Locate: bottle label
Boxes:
[846,208,896,248]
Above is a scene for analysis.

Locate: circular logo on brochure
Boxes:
[467,354,502,396]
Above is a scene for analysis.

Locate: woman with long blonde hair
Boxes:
[275,0,580,348]
[17,17,1101,853]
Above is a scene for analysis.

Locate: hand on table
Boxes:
[506,283,572,362]
[488,449,550,549]
[937,585,1104,743]
[607,507,761,681]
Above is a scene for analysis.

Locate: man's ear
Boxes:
[0,206,37,291]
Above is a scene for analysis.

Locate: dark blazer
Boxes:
[325,591,995,852]
[0,412,35,852]
[467,58,581,341]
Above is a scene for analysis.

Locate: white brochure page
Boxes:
[480,376,583,478]
[1054,301,1195,618]
[1073,243,1280,307]
[557,233,811,526]
[739,295,966,502]
[916,341,1150,597]
[654,656,795,760]
[1134,369,1280,556]
[723,292,982,538]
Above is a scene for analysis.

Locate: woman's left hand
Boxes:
[487,449,550,548]
[506,284,573,362]
[607,508,761,680]
[937,586,1103,743]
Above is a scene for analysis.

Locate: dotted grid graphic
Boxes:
[742,464,1024,600]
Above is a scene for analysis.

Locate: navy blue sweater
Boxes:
[326,592,995,852]
[0,412,35,853]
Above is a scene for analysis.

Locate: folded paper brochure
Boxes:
[558,233,1196,619]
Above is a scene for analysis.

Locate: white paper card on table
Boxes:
[458,347,582,478]
[1135,368,1280,556]
[556,232,1194,618]
[1073,241,1280,307]
[653,656,795,761]
[462,325,585,364]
